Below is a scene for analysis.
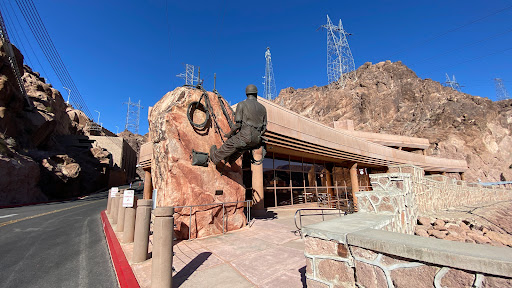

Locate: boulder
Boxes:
[149,87,246,239]
[417,216,431,226]
[0,143,46,205]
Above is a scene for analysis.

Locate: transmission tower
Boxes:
[444,73,463,92]
[0,9,32,108]
[494,78,510,101]
[263,47,277,100]
[176,64,198,86]
[124,98,143,134]
[321,15,355,88]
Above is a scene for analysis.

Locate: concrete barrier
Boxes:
[122,196,138,243]
[106,189,113,215]
[151,207,174,288]
[112,193,123,225]
[116,197,126,232]
[133,199,152,263]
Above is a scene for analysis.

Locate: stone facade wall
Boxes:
[356,165,512,234]
[304,235,512,288]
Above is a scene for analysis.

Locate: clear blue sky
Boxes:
[3,0,512,135]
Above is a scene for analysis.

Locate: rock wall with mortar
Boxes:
[304,235,512,288]
[356,165,512,234]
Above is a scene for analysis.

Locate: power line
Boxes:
[15,0,92,119]
[389,4,512,58]
[428,46,512,73]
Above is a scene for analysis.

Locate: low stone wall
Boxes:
[387,165,512,214]
[356,165,512,234]
[303,214,512,288]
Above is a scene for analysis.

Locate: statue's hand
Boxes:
[224,132,232,139]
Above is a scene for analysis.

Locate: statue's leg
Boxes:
[211,134,244,165]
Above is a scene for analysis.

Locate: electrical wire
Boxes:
[389,4,512,58]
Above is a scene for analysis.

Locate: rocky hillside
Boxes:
[118,130,148,179]
[0,42,112,205]
[276,60,512,182]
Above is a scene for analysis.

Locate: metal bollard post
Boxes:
[151,207,174,288]
[122,196,138,243]
[116,196,127,232]
[112,193,123,225]
[133,199,152,263]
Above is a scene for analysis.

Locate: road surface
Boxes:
[0,191,117,288]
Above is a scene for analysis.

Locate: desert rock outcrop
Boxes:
[149,87,246,239]
[276,61,512,182]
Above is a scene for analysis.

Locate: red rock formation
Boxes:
[149,87,246,239]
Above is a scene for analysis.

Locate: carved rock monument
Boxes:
[149,87,246,239]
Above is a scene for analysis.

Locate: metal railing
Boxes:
[294,208,348,237]
[173,200,252,240]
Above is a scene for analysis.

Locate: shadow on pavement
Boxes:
[173,252,212,287]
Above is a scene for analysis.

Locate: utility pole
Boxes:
[495,78,510,101]
[0,9,32,109]
[321,15,355,88]
[63,87,71,104]
[263,47,277,100]
[124,97,143,134]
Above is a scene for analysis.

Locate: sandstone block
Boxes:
[430,230,448,239]
[440,268,475,288]
[467,232,491,244]
[305,237,347,258]
[390,265,438,288]
[415,228,429,238]
[317,259,354,284]
[149,87,246,239]
[354,261,387,288]
[417,216,431,226]
[485,231,512,247]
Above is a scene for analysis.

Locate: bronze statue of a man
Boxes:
[210,84,267,165]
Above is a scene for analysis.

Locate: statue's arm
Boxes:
[225,103,243,138]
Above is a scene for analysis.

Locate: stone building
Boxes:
[139,94,467,214]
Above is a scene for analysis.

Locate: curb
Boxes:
[101,210,140,288]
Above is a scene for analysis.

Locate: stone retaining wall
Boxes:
[303,227,512,288]
[356,165,512,234]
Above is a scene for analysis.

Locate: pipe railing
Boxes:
[293,208,348,237]
[172,200,252,240]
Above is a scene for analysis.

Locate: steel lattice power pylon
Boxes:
[494,78,510,101]
[263,47,277,100]
[445,73,463,92]
[124,97,143,134]
[176,64,198,86]
[321,15,355,88]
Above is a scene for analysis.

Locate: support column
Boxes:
[144,170,153,200]
[349,163,359,212]
[112,192,123,225]
[251,147,264,211]
[122,196,138,243]
[152,207,174,288]
[325,164,334,208]
[106,189,113,215]
[133,199,152,263]
[460,172,465,181]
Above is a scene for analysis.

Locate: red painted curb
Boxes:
[101,211,140,288]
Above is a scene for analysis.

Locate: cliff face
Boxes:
[276,61,512,182]
[0,42,112,205]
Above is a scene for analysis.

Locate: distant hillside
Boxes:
[275,60,512,182]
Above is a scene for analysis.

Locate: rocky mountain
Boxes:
[118,130,148,179]
[0,41,113,205]
[275,60,512,182]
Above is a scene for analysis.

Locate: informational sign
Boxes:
[110,187,119,198]
[152,189,158,210]
[123,190,135,207]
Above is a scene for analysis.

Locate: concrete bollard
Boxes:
[151,207,174,288]
[107,189,113,215]
[112,192,123,225]
[116,198,127,232]
[122,196,138,243]
[132,199,152,263]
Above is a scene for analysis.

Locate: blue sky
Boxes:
[3,0,512,135]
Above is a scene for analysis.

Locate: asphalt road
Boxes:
[0,191,117,288]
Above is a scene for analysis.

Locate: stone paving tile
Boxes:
[230,246,306,286]
[252,229,300,245]
[173,247,224,273]
[259,269,306,288]
[205,236,275,262]
[132,259,152,288]
[174,263,255,288]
